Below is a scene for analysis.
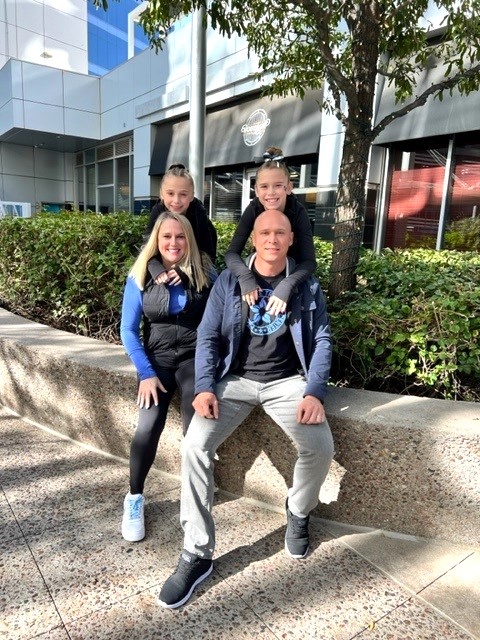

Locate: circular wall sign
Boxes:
[241,108,271,146]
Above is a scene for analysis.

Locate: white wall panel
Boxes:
[22,64,63,105]
[64,152,74,182]
[34,148,66,179]
[34,177,68,203]
[101,102,134,139]
[63,73,99,112]
[2,144,34,177]
[2,174,36,205]
[133,124,153,169]
[11,98,25,128]
[0,64,13,108]
[64,107,100,139]
[16,1,43,35]
[10,60,24,100]
[56,44,88,74]
[133,165,154,200]
[16,28,44,65]
[44,0,87,19]
[0,101,14,134]
[24,102,64,134]
[45,5,86,50]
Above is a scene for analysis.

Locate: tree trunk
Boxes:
[328,2,380,301]
[328,125,373,299]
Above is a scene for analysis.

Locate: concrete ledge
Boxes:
[1,306,479,544]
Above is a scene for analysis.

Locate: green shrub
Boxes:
[0,213,478,401]
[330,249,480,401]
[0,211,146,340]
[444,217,480,251]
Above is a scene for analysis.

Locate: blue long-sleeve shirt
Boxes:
[120,276,187,380]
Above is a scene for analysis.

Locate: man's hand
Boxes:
[296,395,325,425]
[137,376,167,409]
[193,392,219,419]
[265,294,287,316]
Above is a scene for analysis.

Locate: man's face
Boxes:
[252,210,293,266]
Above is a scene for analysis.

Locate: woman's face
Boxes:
[160,176,194,215]
[157,219,188,269]
[254,167,292,212]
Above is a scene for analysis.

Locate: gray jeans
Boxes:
[180,374,335,559]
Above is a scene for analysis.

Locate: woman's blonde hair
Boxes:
[129,211,212,291]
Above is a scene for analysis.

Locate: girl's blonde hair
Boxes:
[256,146,291,181]
[129,211,212,291]
[160,163,195,193]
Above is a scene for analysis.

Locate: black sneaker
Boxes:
[157,550,213,609]
[285,499,310,559]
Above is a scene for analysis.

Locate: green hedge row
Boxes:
[0,212,478,402]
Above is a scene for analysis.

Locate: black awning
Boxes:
[374,57,480,146]
[149,90,323,175]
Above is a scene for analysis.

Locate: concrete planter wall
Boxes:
[1,307,478,545]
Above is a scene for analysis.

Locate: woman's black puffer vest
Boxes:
[141,277,212,369]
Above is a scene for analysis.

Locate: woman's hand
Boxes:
[265,295,287,316]
[137,376,167,409]
[155,267,181,286]
[242,288,259,307]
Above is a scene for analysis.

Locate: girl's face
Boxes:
[160,176,194,215]
[157,219,188,269]
[255,167,292,212]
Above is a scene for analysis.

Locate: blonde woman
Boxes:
[120,211,216,542]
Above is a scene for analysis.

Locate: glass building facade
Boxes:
[87,0,149,76]
[384,133,480,249]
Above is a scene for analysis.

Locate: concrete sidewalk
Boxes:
[1,404,478,640]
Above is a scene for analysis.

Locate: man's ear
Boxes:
[289,231,294,246]
[286,181,293,195]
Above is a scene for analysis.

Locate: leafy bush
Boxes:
[444,217,480,251]
[0,212,478,401]
[330,249,480,401]
[0,211,145,340]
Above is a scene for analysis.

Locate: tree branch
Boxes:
[373,62,480,138]
[288,0,354,100]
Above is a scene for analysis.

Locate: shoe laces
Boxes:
[174,555,196,580]
[289,512,308,537]
[128,496,143,520]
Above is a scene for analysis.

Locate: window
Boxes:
[385,146,447,248]
[75,137,133,213]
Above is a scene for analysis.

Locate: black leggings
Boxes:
[129,359,195,494]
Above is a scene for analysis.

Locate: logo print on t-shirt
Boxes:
[248,288,286,335]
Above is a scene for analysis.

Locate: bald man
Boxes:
[159,210,334,609]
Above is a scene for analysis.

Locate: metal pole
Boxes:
[189,7,207,202]
[436,137,454,250]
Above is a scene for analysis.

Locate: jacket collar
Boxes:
[246,253,293,277]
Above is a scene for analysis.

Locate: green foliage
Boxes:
[444,217,480,251]
[0,211,146,341]
[215,222,239,273]
[0,213,478,401]
[132,0,480,126]
[91,0,480,300]
[330,249,480,401]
